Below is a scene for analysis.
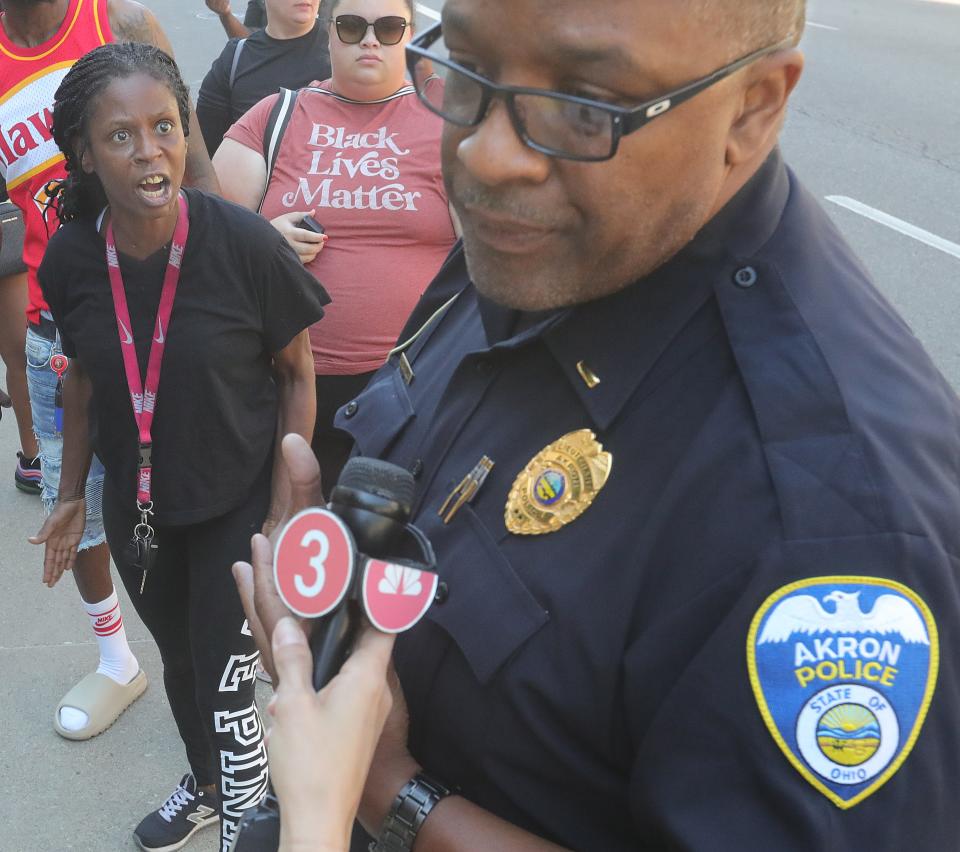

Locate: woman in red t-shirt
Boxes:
[214,0,458,490]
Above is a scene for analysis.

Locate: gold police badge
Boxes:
[505,429,612,535]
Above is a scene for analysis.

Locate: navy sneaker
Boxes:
[14,451,41,495]
[134,774,219,852]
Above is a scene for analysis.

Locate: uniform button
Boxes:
[411,458,424,479]
[343,400,359,418]
[733,266,758,288]
[434,581,449,605]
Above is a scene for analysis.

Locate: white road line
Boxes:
[806,21,839,30]
[415,3,441,21]
[826,196,960,261]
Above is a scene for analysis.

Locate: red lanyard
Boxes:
[105,193,189,508]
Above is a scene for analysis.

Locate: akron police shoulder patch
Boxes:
[747,576,938,809]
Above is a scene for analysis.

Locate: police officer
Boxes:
[238,0,960,848]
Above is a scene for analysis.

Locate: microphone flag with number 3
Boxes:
[274,508,356,618]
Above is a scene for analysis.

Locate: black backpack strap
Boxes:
[257,87,298,213]
[228,37,247,89]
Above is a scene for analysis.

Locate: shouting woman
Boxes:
[31,42,328,852]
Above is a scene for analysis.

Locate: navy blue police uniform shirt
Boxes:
[337,150,960,850]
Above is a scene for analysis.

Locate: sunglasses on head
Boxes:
[334,14,409,45]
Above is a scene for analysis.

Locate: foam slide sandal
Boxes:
[53,669,148,741]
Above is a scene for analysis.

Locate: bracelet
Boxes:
[369,772,451,852]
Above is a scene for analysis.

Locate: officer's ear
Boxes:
[725,48,804,167]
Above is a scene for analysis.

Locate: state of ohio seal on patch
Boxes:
[747,576,938,808]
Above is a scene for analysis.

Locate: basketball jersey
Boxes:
[0,0,112,322]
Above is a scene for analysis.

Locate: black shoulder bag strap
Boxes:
[257,87,299,213]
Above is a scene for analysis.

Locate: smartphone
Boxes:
[300,215,325,235]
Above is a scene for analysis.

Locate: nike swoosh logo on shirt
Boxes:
[154,319,165,344]
[118,319,133,345]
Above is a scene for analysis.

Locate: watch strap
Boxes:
[370,772,451,852]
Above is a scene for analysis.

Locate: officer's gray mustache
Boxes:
[454,186,565,229]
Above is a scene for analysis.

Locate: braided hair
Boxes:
[50,42,191,223]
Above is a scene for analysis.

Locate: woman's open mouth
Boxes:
[136,174,172,204]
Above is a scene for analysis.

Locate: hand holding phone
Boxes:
[270,210,327,264]
[300,215,325,235]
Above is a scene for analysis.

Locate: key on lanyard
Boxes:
[129,502,157,594]
[50,353,69,433]
[136,530,158,594]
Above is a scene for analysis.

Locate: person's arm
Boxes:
[213,137,268,209]
[263,330,316,537]
[356,693,570,852]
[269,618,396,852]
[205,0,251,38]
[28,358,95,588]
[108,0,221,194]
[196,44,238,159]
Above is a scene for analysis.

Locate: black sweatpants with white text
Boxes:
[103,469,269,852]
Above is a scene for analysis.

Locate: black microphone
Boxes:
[310,457,415,691]
[229,457,417,852]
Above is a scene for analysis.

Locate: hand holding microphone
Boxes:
[274,454,437,692]
[230,435,441,851]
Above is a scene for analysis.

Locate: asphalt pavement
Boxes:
[785,0,960,386]
[0,0,957,849]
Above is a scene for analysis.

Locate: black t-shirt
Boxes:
[243,1,335,31]
[243,0,266,28]
[197,19,332,158]
[40,189,329,525]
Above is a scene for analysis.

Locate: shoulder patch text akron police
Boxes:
[747,576,938,808]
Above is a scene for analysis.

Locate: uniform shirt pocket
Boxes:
[427,504,550,684]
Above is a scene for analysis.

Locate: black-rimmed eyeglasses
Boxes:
[335,14,410,45]
[405,23,794,162]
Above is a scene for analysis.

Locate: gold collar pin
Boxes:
[576,360,601,389]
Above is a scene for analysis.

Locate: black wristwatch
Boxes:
[369,772,452,852]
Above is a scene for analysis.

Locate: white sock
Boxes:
[58,589,140,733]
[86,588,140,683]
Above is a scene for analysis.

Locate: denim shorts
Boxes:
[25,326,106,550]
